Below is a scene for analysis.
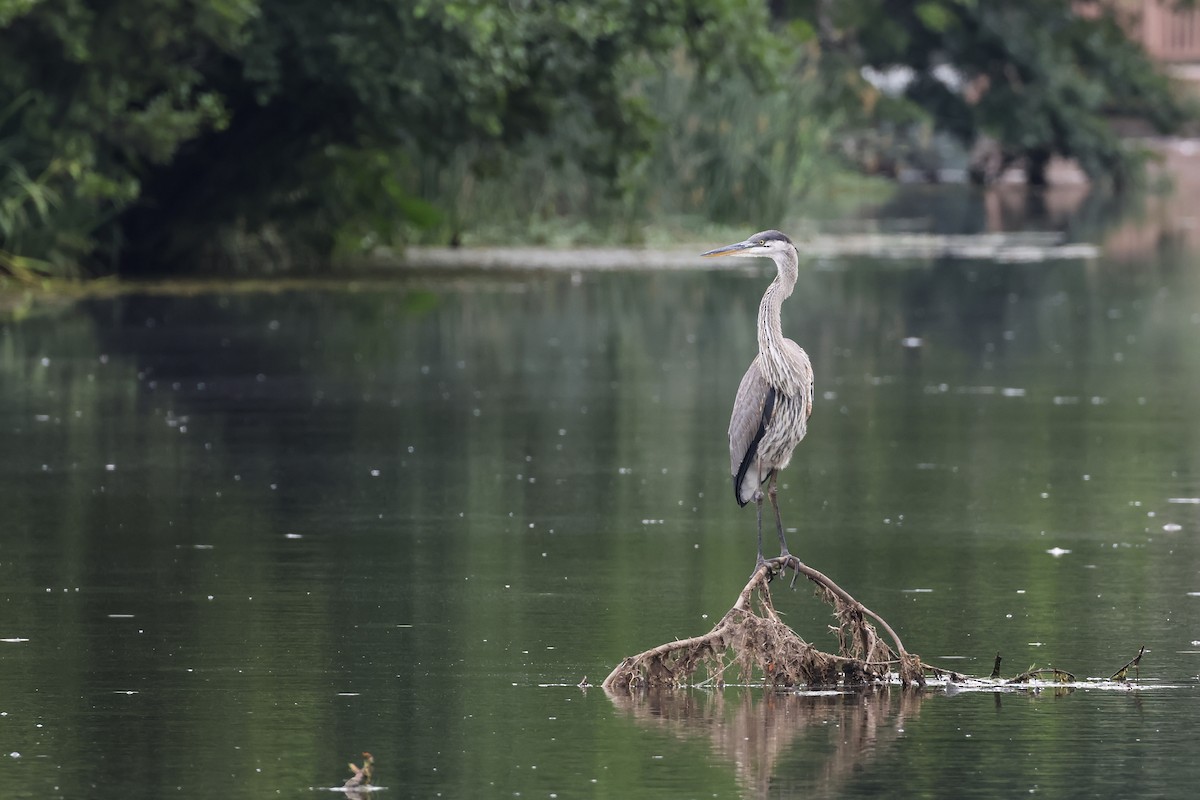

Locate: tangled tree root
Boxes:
[602,557,1150,693]
[603,555,927,692]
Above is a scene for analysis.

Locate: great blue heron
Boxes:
[702,230,814,567]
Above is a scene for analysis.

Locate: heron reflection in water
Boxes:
[702,230,813,568]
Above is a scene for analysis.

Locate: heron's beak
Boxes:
[700,239,754,258]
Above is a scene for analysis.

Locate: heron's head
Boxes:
[700,230,794,260]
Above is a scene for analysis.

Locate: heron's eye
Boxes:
[758,240,766,246]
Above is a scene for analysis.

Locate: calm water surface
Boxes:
[3,221,1200,797]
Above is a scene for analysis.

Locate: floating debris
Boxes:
[344,752,374,789]
[1109,646,1147,682]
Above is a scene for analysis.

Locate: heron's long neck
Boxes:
[757,248,800,391]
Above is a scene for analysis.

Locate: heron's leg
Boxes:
[768,473,790,557]
[753,488,766,567]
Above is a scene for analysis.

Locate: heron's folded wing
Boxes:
[728,356,773,487]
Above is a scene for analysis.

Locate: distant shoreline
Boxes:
[395,232,1099,271]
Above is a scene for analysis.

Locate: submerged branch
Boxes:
[1007,666,1077,685]
[1109,645,1146,682]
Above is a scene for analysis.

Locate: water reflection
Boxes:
[606,687,924,798]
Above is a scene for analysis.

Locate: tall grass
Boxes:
[0,94,92,281]
[400,53,846,247]
[0,155,64,281]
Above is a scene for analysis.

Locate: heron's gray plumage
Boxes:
[702,229,813,562]
[728,358,772,504]
[729,341,812,506]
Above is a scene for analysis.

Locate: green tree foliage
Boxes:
[0,0,251,274]
[0,0,781,275]
[807,0,1192,185]
[1,0,1193,276]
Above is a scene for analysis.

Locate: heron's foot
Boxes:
[788,562,800,589]
[751,554,776,581]
[774,550,799,587]
[752,554,767,576]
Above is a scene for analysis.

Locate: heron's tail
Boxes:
[733,469,768,507]
[733,474,750,507]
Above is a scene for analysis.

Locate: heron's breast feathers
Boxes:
[761,342,813,400]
